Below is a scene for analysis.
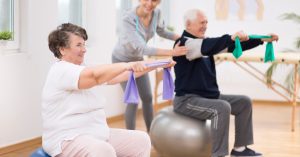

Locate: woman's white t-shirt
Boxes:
[42,61,109,157]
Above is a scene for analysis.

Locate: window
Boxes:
[58,0,83,26]
[0,0,13,34]
[0,0,19,50]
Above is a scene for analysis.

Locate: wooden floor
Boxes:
[1,102,300,157]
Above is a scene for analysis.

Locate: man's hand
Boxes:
[231,31,249,42]
[261,34,279,42]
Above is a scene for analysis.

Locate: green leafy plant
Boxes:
[0,31,13,40]
[265,13,300,95]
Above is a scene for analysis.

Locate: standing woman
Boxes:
[112,0,187,132]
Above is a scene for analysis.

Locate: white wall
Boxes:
[169,0,300,101]
[0,0,125,147]
[84,0,126,116]
[0,0,57,147]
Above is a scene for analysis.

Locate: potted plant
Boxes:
[265,13,300,95]
[0,31,13,49]
[0,31,12,40]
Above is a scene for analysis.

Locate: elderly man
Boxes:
[172,9,278,157]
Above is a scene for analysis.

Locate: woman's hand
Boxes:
[172,42,188,56]
[143,59,176,69]
[261,34,279,42]
[125,61,148,72]
[125,59,176,73]
[161,59,176,68]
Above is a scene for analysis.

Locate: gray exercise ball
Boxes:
[150,106,212,157]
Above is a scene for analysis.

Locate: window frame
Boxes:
[1,0,19,51]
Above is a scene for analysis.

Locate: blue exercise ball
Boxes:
[31,147,50,157]
[150,106,212,157]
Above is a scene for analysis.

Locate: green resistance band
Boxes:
[233,35,275,62]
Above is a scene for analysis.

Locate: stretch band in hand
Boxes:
[233,35,275,62]
[124,61,175,104]
[123,71,139,104]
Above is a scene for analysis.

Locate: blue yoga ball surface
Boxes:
[31,147,50,157]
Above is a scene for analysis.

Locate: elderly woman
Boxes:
[43,23,175,157]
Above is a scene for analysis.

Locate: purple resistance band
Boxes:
[123,61,175,104]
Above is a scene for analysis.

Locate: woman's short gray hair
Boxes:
[183,9,202,28]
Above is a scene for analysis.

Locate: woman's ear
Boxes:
[59,47,65,56]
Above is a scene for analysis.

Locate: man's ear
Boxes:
[186,20,191,30]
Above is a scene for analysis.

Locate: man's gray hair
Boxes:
[183,9,203,28]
